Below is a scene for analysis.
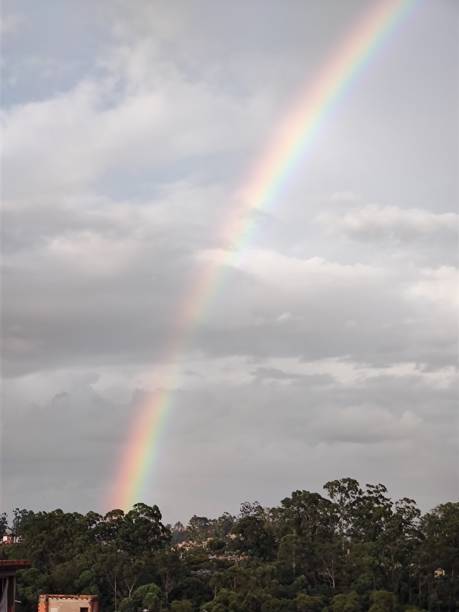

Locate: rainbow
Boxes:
[107,0,420,510]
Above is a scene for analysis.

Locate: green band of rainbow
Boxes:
[107,0,420,510]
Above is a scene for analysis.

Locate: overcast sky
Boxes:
[1,0,458,522]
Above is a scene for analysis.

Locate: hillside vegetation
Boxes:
[2,479,458,611]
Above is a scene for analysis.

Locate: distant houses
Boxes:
[1,529,21,546]
[174,536,247,563]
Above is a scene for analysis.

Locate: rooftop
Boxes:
[0,560,31,569]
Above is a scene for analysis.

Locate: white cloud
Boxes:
[409,266,459,309]
[2,50,270,202]
[202,248,382,293]
[47,232,139,278]
[320,204,458,243]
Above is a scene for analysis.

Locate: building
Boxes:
[38,595,99,612]
[1,529,21,546]
[0,560,31,612]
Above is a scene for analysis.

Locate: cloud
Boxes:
[3,227,457,378]
[2,357,457,518]
[409,266,459,308]
[320,205,458,245]
[1,0,458,519]
[311,405,422,444]
[251,366,334,385]
[193,247,457,369]
[225,249,382,291]
[2,75,255,201]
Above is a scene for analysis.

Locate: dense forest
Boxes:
[2,479,458,612]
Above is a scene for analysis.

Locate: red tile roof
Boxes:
[0,559,31,569]
[40,596,98,600]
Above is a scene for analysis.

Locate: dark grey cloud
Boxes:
[3,364,457,519]
[3,239,456,377]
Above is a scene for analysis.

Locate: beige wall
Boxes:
[48,598,93,612]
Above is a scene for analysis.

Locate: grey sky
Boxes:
[1,0,458,522]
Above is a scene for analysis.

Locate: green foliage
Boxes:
[296,593,323,611]
[170,601,193,612]
[14,568,49,606]
[232,502,276,561]
[331,592,360,612]
[368,591,396,612]
[201,588,242,611]
[122,583,161,612]
[0,513,8,538]
[3,480,457,612]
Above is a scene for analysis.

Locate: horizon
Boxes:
[1,475,452,528]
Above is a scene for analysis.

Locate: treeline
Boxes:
[1,479,458,611]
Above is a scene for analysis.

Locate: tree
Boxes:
[0,513,8,538]
[295,593,323,611]
[5,479,456,612]
[274,490,337,588]
[170,601,193,612]
[119,583,161,612]
[324,478,363,547]
[368,591,396,612]
[234,514,275,560]
[418,502,459,611]
[331,592,360,612]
